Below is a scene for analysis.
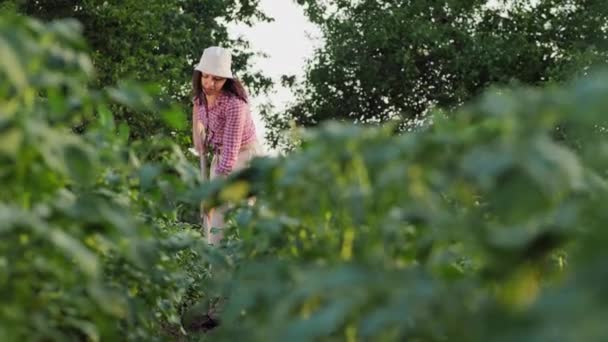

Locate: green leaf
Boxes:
[139,163,162,191]
[97,105,115,130]
[0,126,22,157]
[0,36,27,91]
[106,82,156,111]
[64,318,100,342]
[117,122,130,143]
[64,143,96,186]
[161,107,187,130]
[88,284,128,319]
[49,229,99,278]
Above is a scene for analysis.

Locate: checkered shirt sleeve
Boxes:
[215,99,247,174]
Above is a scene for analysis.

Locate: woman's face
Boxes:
[201,73,227,96]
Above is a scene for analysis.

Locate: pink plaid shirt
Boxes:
[193,92,257,174]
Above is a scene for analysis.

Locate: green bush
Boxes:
[209,76,608,341]
[0,15,221,341]
[3,12,608,342]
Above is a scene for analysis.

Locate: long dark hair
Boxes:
[192,70,249,106]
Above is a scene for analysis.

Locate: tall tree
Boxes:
[2,0,272,139]
[265,0,608,149]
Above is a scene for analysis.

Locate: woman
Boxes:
[192,46,261,245]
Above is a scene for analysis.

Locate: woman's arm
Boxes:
[192,101,205,154]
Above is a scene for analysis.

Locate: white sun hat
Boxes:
[194,46,233,79]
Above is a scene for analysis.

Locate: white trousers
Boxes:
[201,142,262,245]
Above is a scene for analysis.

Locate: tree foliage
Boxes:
[2,0,272,140]
[265,0,608,149]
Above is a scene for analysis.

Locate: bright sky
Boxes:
[229,0,321,151]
